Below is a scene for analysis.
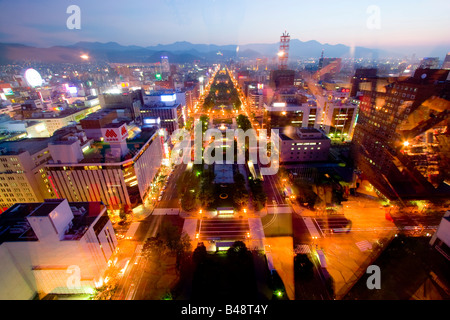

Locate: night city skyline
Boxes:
[0,0,449,57]
[0,0,449,310]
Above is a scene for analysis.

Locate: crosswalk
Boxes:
[294,244,311,254]
[313,216,350,234]
[152,208,179,215]
[355,240,373,252]
[303,217,322,239]
[199,218,250,241]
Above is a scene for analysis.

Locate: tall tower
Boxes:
[318,49,324,69]
[161,56,170,73]
[278,31,290,70]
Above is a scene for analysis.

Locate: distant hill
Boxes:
[0,39,427,64]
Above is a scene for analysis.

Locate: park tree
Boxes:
[236,114,252,131]
[226,241,251,262]
[193,243,208,265]
[249,178,267,211]
[199,115,210,134]
[233,173,249,209]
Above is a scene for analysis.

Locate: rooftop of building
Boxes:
[79,126,158,164]
[25,106,94,119]
[0,200,106,244]
[0,125,82,156]
[145,89,184,96]
[141,102,181,109]
[276,127,329,141]
[264,102,316,111]
[29,200,63,216]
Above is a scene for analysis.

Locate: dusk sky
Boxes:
[0,0,449,54]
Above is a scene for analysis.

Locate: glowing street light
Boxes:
[403,141,410,147]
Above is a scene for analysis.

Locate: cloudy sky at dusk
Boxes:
[0,0,449,55]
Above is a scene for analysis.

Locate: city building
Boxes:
[317,58,342,79]
[352,68,450,200]
[46,125,163,211]
[419,57,440,69]
[350,68,378,98]
[0,199,117,299]
[442,53,450,70]
[142,90,186,135]
[319,99,358,139]
[275,127,331,163]
[23,105,101,136]
[161,56,170,74]
[269,70,295,89]
[0,129,83,212]
[430,211,450,261]
[99,89,144,124]
[0,118,50,138]
[79,109,123,141]
[263,101,318,132]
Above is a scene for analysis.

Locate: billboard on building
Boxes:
[101,124,128,142]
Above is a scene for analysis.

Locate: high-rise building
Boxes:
[263,101,318,132]
[319,100,358,139]
[0,126,86,213]
[350,68,378,97]
[142,90,186,134]
[99,89,144,124]
[269,70,295,89]
[46,126,163,211]
[352,68,450,200]
[442,53,450,70]
[419,57,440,69]
[161,56,170,74]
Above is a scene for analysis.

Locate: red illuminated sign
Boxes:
[105,129,118,138]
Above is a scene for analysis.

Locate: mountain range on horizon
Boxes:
[0,39,448,65]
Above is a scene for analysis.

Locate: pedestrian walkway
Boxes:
[248,218,265,250]
[199,218,250,241]
[303,217,322,239]
[294,244,311,254]
[355,240,373,252]
[266,205,291,214]
[152,208,180,215]
[182,219,198,241]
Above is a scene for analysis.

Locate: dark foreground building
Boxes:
[352,68,450,201]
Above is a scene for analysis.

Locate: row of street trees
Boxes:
[203,72,241,111]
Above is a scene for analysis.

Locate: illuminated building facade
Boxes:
[263,101,318,132]
[0,199,116,299]
[46,126,163,210]
[352,68,450,200]
[276,127,331,163]
[0,136,63,213]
